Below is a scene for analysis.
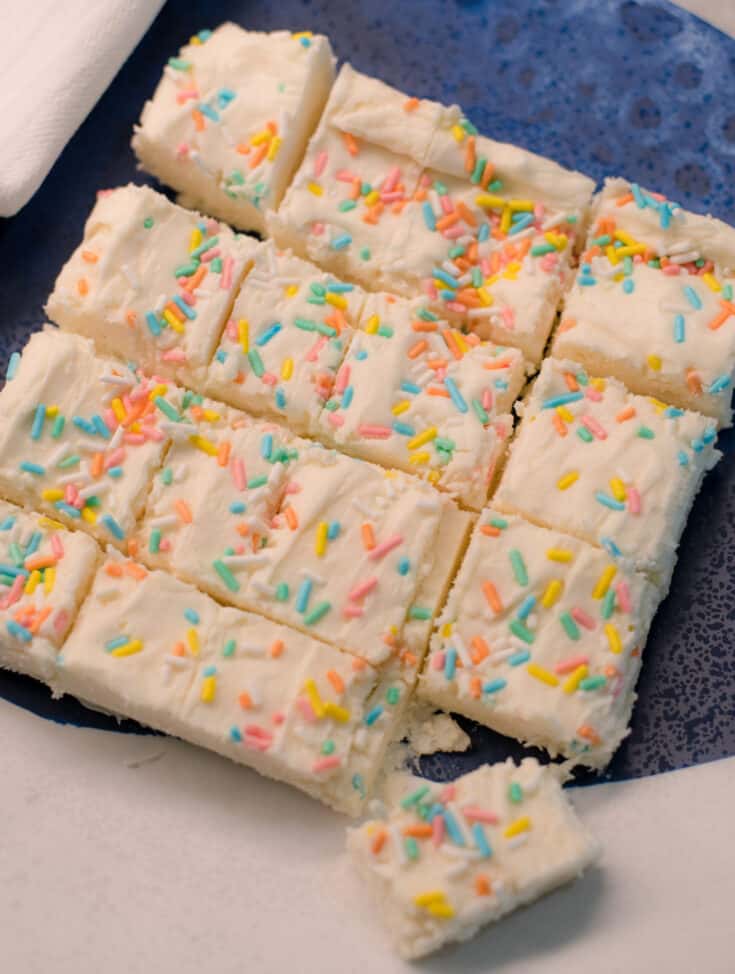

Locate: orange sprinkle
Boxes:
[126,538,139,558]
[552,413,568,437]
[270,639,285,658]
[615,192,634,207]
[172,641,186,657]
[401,650,418,668]
[238,691,253,710]
[480,161,495,190]
[686,368,703,395]
[235,142,251,155]
[480,524,501,537]
[191,108,205,131]
[185,264,207,292]
[407,339,429,360]
[456,200,478,228]
[327,669,345,694]
[284,506,299,531]
[403,824,433,838]
[557,317,576,333]
[464,135,476,174]
[484,357,513,371]
[29,606,52,634]
[342,131,359,156]
[578,724,602,746]
[436,211,461,232]
[77,278,89,296]
[91,452,104,478]
[470,635,490,665]
[427,387,451,398]
[24,554,57,571]
[616,406,636,423]
[563,371,579,392]
[249,143,268,169]
[124,562,147,580]
[442,329,463,360]
[404,97,419,112]
[174,499,193,524]
[482,580,503,614]
[125,310,137,329]
[217,440,231,467]
[81,250,98,264]
[105,562,123,577]
[470,676,483,699]
[236,522,250,537]
[371,830,388,854]
[411,319,438,333]
[351,657,367,671]
[475,875,491,896]
[707,299,735,331]
[361,523,376,551]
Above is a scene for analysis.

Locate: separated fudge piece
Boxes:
[206,241,364,434]
[555,178,735,425]
[58,554,409,816]
[494,358,720,585]
[319,292,526,509]
[132,25,335,235]
[270,64,595,361]
[46,184,256,388]
[0,501,98,682]
[420,510,659,766]
[347,759,598,958]
[0,329,177,549]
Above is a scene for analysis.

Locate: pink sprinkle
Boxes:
[420,173,432,187]
[462,806,500,825]
[0,575,24,610]
[358,424,392,439]
[201,247,221,263]
[426,280,439,301]
[50,534,64,559]
[176,89,198,104]
[159,538,171,552]
[104,448,126,470]
[103,408,118,431]
[162,348,187,362]
[571,607,596,630]
[380,190,404,203]
[311,222,325,236]
[295,698,317,722]
[369,535,404,561]
[179,289,196,306]
[480,257,492,276]
[662,264,681,276]
[313,755,341,773]
[231,458,246,492]
[554,654,590,675]
[438,195,454,215]
[284,481,301,495]
[335,364,350,394]
[349,576,378,601]
[539,253,558,273]
[64,484,77,505]
[494,421,508,439]
[439,784,456,803]
[305,336,327,362]
[221,256,233,290]
[234,544,245,555]
[482,388,493,411]
[226,318,238,340]
[382,166,401,193]
[615,580,632,614]
[446,301,466,314]
[585,387,603,402]
[534,203,545,221]
[335,169,357,182]
[243,725,273,751]
[328,413,344,428]
[206,219,219,234]
[261,372,278,386]
[431,652,445,670]
[627,487,641,515]
[272,711,285,725]
[53,608,69,635]
[501,307,515,330]
[442,226,464,240]
[314,150,328,178]
[175,143,190,159]
[342,604,363,618]
[580,415,607,440]
[143,428,165,443]
[432,814,445,847]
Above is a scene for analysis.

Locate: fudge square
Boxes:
[347,759,598,959]
[205,240,364,435]
[58,554,411,816]
[555,177,735,426]
[318,291,526,510]
[420,509,660,767]
[0,328,175,549]
[132,25,335,235]
[493,358,720,584]
[270,64,595,361]
[46,184,257,388]
[0,501,98,683]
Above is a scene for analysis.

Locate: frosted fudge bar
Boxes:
[132,25,335,234]
[319,291,526,509]
[347,759,598,958]
[420,510,659,766]
[494,358,720,585]
[206,241,364,434]
[46,184,256,388]
[270,64,595,361]
[0,329,175,549]
[555,178,735,425]
[58,554,408,816]
[0,501,98,683]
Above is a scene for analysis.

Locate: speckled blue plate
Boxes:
[0,0,733,787]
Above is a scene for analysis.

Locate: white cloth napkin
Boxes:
[0,0,165,217]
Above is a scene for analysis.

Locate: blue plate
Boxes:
[1,0,733,786]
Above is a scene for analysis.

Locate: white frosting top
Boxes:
[46,184,256,387]
[319,292,525,509]
[494,358,721,580]
[421,509,659,765]
[133,25,335,225]
[347,759,598,959]
[58,554,413,815]
[0,501,98,681]
[206,241,364,434]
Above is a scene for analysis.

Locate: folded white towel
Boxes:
[0,0,164,217]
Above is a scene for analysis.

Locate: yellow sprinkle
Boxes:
[606,245,620,266]
[648,396,668,413]
[646,354,661,372]
[475,194,505,209]
[610,477,627,502]
[441,622,453,639]
[189,228,202,253]
[237,318,249,353]
[323,702,351,723]
[200,675,217,703]
[391,400,410,416]
[614,229,640,247]
[111,397,126,423]
[408,427,437,451]
[41,488,64,502]
[451,124,466,142]
[605,623,622,654]
[189,434,218,456]
[409,451,431,466]
[452,330,470,354]
[24,569,41,596]
[526,663,559,687]
[325,292,347,310]
[187,627,200,655]
[541,578,563,608]
[414,892,455,918]
[365,314,380,335]
[477,286,493,306]
[292,30,313,39]
[266,135,282,161]
[39,517,65,530]
[556,406,575,423]
[545,231,568,251]
[315,521,329,557]
[563,664,589,694]
[364,190,380,207]
[483,272,500,288]
[702,272,721,292]
[43,565,56,596]
[307,181,323,196]
[285,284,299,298]
[556,470,579,491]
[250,129,272,146]
[614,244,646,258]
[590,377,606,392]
[592,564,617,599]
[547,548,574,562]
[304,678,325,718]
[201,408,220,423]
[150,383,168,399]
[503,816,531,839]
[111,639,143,658]
[281,357,294,381]
[46,405,59,418]
[427,469,441,485]
[501,206,512,235]
[81,507,97,525]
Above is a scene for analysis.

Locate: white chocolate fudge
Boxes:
[57,555,414,815]
[0,329,175,548]
[132,25,336,234]
[206,241,363,434]
[555,178,735,425]
[319,292,525,509]
[0,502,98,682]
[420,510,659,766]
[347,759,598,958]
[270,65,595,361]
[46,185,256,388]
[494,358,720,584]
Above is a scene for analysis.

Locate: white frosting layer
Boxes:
[0,329,172,548]
[56,555,414,815]
[319,292,525,509]
[133,25,335,233]
[0,501,98,682]
[494,358,721,583]
[420,509,659,766]
[206,241,364,434]
[46,184,257,388]
[347,759,598,959]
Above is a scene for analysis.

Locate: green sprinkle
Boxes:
[51,415,65,439]
[304,601,331,625]
[154,396,183,423]
[637,426,655,439]
[222,639,236,658]
[408,605,431,620]
[213,560,240,592]
[149,528,161,554]
[580,675,607,691]
[489,516,508,530]
[405,837,420,861]
[509,782,523,804]
[509,549,528,586]
[275,582,289,602]
[386,686,401,706]
[161,467,173,485]
[57,454,80,469]
[247,475,268,489]
[143,217,154,229]
[472,399,489,423]
[577,426,594,443]
[601,588,616,619]
[359,247,371,260]
[338,199,357,212]
[560,611,580,640]
[401,785,429,809]
[321,739,336,755]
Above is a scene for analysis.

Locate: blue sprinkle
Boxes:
[330,233,352,251]
[673,314,686,343]
[541,392,584,409]
[6,351,21,380]
[229,726,243,743]
[7,620,32,643]
[54,502,81,519]
[677,450,689,467]
[622,278,634,294]
[327,521,340,540]
[631,183,645,208]
[101,514,125,540]
[145,311,162,336]
[295,578,312,614]
[392,421,415,437]
[508,650,531,666]
[664,406,684,418]
[601,536,622,558]
[708,374,731,395]
[203,664,217,677]
[355,349,368,361]
[703,426,717,444]
[422,202,436,231]
[20,461,45,476]
[105,635,129,651]
[445,376,468,413]
[326,281,354,293]
[439,289,458,301]
[173,294,197,320]
[352,773,365,796]
[364,705,383,726]
[25,532,41,557]
[444,647,458,680]
[30,404,46,441]
[595,491,626,511]
[433,267,459,290]
[0,516,16,531]
[107,466,123,479]
[508,213,534,235]
[342,386,354,408]
[517,594,536,621]
[472,823,492,858]
[397,557,410,576]
[92,414,111,439]
[275,388,287,410]
[198,102,219,122]
[256,322,282,346]
[261,433,273,459]
[230,502,247,514]
[442,808,465,847]
[478,222,490,242]
[184,609,200,625]
[683,285,702,310]
[483,678,507,694]
[400,381,421,395]
[215,349,227,363]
